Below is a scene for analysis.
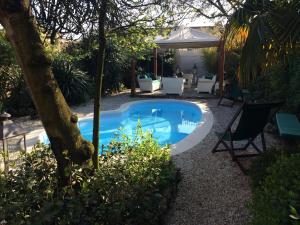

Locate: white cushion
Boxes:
[138,76,161,92]
[197,75,216,94]
[162,77,184,95]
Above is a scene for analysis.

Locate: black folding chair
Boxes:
[212,102,282,172]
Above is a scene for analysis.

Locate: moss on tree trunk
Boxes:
[0,0,94,186]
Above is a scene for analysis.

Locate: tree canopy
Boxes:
[176,0,243,22]
[30,0,179,44]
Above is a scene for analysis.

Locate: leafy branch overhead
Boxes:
[30,0,179,44]
[175,0,243,21]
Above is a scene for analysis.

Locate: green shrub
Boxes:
[202,48,218,75]
[0,127,178,225]
[224,50,240,80]
[202,48,240,80]
[103,43,129,94]
[249,148,283,189]
[248,64,288,103]
[52,59,91,105]
[0,102,4,113]
[0,31,16,66]
[0,65,35,116]
[250,153,300,225]
[161,49,176,76]
[0,66,16,102]
[64,38,131,95]
[249,147,300,188]
[248,56,300,112]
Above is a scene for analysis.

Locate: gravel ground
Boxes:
[15,91,281,225]
[164,98,252,225]
[164,98,280,225]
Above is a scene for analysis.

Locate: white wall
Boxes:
[175,48,207,77]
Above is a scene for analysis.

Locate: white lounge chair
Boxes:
[162,77,184,95]
[197,75,216,94]
[137,75,161,92]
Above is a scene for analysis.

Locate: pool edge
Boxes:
[38,99,214,155]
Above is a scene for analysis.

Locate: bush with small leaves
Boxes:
[0,65,35,116]
[250,153,300,225]
[0,126,178,225]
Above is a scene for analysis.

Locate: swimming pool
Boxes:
[40,100,213,155]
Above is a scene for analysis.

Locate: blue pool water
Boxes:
[43,101,202,149]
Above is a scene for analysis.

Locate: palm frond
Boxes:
[225,0,300,85]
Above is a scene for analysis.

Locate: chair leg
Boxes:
[222,141,231,150]
[242,139,252,150]
[229,139,236,161]
[212,134,231,153]
[249,141,263,154]
[245,135,265,154]
[212,138,224,153]
[235,160,249,175]
[261,132,267,152]
[217,96,223,106]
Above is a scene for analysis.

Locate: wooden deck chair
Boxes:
[212,102,282,172]
[218,78,243,107]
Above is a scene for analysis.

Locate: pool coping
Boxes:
[39,99,214,155]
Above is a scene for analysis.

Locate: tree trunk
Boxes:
[0,0,94,186]
[218,39,225,97]
[153,48,158,79]
[92,0,108,169]
[130,58,137,97]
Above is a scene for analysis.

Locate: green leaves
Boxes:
[248,55,300,111]
[0,65,35,116]
[0,129,178,225]
[0,31,16,66]
[290,206,300,221]
[226,0,300,84]
[108,25,159,60]
[249,150,300,225]
[52,59,91,105]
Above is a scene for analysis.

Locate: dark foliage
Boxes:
[52,59,92,105]
[202,48,240,80]
[0,129,179,225]
[248,56,300,112]
[0,66,35,117]
[65,38,130,95]
[249,145,300,225]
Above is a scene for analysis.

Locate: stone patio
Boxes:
[13,91,281,225]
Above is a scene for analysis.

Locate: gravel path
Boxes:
[164,98,280,225]
[165,99,252,225]
[16,92,281,225]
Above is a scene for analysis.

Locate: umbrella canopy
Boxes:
[155,26,220,49]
